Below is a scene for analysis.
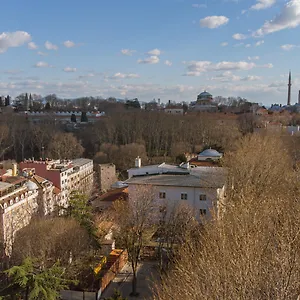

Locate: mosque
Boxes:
[192,91,217,112]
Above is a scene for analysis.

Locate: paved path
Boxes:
[100,261,159,300]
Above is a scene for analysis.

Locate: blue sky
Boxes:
[0,0,300,105]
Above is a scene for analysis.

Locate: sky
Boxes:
[0,0,300,105]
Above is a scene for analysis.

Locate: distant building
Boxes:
[164,101,184,115]
[191,91,218,112]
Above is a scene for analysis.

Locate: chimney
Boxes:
[298,90,300,104]
[135,156,141,168]
[12,163,18,177]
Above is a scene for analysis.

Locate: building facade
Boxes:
[126,160,225,220]
[99,163,117,193]
[191,91,218,112]
[0,177,39,256]
[19,158,94,206]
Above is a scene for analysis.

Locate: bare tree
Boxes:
[112,186,157,296]
[11,218,91,268]
[156,202,198,270]
[154,134,300,300]
[0,124,10,159]
[46,132,84,159]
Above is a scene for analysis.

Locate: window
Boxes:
[181,193,188,200]
[199,209,207,216]
[159,192,166,199]
[159,205,167,214]
[199,194,207,201]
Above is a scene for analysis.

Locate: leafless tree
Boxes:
[46,132,84,159]
[112,186,157,296]
[154,134,300,300]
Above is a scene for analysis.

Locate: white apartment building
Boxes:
[126,159,226,220]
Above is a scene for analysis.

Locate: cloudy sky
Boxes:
[0,0,300,105]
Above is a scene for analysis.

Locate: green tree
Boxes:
[81,111,88,122]
[1,258,71,300]
[66,191,96,238]
[44,102,51,110]
[71,113,77,122]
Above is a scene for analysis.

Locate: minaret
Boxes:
[298,90,300,105]
[287,70,292,106]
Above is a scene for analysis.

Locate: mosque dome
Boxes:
[198,149,222,157]
[198,91,212,98]
[26,180,39,191]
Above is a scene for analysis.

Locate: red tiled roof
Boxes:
[189,157,221,167]
[97,187,128,202]
[53,187,61,195]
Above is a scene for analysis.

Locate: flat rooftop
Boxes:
[0,182,13,192]
[126,167,226,188]
[72,158,93,167]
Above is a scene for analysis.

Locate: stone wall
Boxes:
[98,164,117,193]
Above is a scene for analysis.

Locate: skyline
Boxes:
[0,0,300,104]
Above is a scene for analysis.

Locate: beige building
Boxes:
[20,158,94,205]
[0,177,39,256]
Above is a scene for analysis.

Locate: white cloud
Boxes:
[248,56,260,60]
[183,60,256,76]
[245,44,251,48]
[200,16,229,28]
[261,63,274,68]
[34,61,49,68]
[63,67,77,72]
[251,0,276,10]
[241,75,261,81]
[78,73,95,79]
[281,44,297,50]
[212,71,241,82]
[28,42,38,50]
[109,72,140,79]
[255,40,264,46]
[221,42,228,46]
[45,41,58,50]
[241,9,247,14]
[164,60,172,66]
[121,49,136,56]
[214,61,255,71]
[232,33,247,40]
[147,48,161,56]
[63,40,76,48]
[253,0,300,36]
[137,55,160,64]
[192,3,207,8]
[37,51,48,56]
[0,31,31,53]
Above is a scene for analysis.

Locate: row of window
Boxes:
[159,192,207,201]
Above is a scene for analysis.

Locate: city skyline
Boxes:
[0,0,300,105]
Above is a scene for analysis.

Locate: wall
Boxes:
[99,164,117,192]
[1,188,39,256]
[127,184,221,220]
[19,161,62,189]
